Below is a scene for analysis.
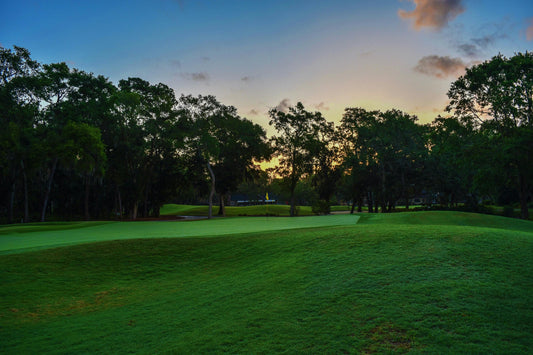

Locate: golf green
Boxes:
[0,214,359,254]
[1,211,532,353]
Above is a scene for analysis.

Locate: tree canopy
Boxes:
[1,45,532,222]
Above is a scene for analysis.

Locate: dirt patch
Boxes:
[362,322,414,353]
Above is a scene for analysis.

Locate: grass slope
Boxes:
[1,211,532,353]
[0,215,358,254]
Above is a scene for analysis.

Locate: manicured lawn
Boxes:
[159,203,315,216]
[0,215,358,254]
[1,211,532,353]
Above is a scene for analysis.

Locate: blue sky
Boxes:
[2,0,532,132]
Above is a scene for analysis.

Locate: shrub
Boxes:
[502,206,516,218]
[312,200,331,215]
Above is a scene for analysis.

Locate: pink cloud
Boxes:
[314,102,330,111]
[274,98,291,113]
[414,55,467,78]
[399,0,465,31]
[527,18,533,41]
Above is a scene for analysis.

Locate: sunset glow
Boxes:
[2,0,532,130]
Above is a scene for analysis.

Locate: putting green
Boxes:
[0,214,359,254]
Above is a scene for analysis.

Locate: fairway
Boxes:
[0,214,359,254]
[1,211,532,353]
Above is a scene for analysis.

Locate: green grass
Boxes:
[160,203,315,216]
[0,221,113,236]
[0,215,359,254]
[159,203,353,216]
[1,211,532,353]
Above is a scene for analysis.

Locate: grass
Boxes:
[159,203,316,216]
[0,214,358,254]
[159,203,353,216]
[1,211,532,353]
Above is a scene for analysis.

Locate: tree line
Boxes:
[1,46,531,222]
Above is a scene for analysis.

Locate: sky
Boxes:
[2,0,532,134]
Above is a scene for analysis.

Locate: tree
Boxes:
[179,95,270,218]
[178,95,231,219]
[269,102,329,216]
[339,108,380,213]
[425,116,482,208]
[375,109,426,211]
[63,70,115,219]
[309,120,340,214]
[0,45,40,223]
[32,62,76,221]
[339,108,426,213]
[115,78,183,219]
[447,52,533,219]
[212,115,270,216]
[62,122,106,220]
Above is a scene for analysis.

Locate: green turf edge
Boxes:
[0,214,360,254]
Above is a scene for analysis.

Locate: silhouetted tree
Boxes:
[0,46,40,223]
[447,52,533,219]
[269,102,328,216]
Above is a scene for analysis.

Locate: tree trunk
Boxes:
[289,174,298,217]
[84,175,90,221]
[7,166,18,224]
[290,193,296,216]
[350,199,356,214]
[368,191,374,213]
[132,202,138,220]
[206,161,216,219]
[218,194,223,215]
[153,205,160,218]
[21,160,29,223]
[519,172,529,220]
[402,172,409,210]
[41,157,58,222]
[381,166,387,213]
[117,186,123,220]
[8,181,15,224]
[218,193,226,217]
[143,188,149,218]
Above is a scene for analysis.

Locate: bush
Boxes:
[502,206,516,218]
[411,204,496,215]
[312,200,331,215]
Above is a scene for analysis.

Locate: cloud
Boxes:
[472,34,499,48]
[249,109,259,115]
[169,59,181,68]
[314,102,330,111]
[414,55,467,78]
[527,18,533,41]
[456,30,506,58]
[274,98,291,113]
[398,0,465,31]
[181,72,209,82]
[241,76,253,83]
[457,43,478,57]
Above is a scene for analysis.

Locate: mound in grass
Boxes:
[0,211,532,353]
